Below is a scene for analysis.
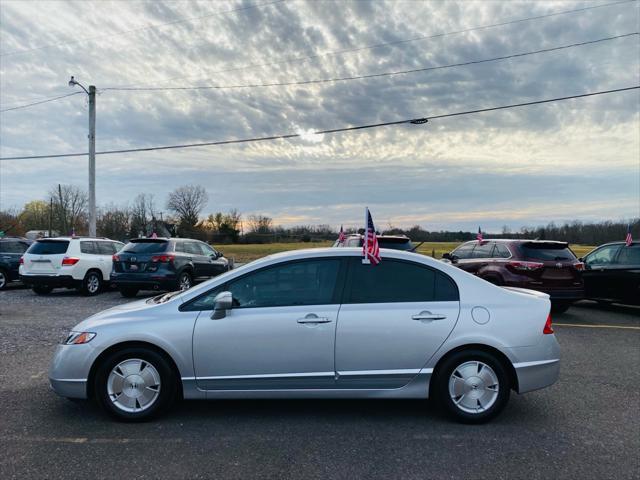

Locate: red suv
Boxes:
[443,239,584,312]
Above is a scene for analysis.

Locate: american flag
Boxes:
[151,231,158,239]
[337,225,346,244]
[477,226,483,243]
[362,208,381,265]
[625,224,633,247]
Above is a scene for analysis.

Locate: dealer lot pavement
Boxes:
[0,287,638,480]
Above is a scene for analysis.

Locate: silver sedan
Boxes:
[50,248,560,423]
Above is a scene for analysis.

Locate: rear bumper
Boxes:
[20,274,79,288]
[511,334,561,394]
[543,288,585,302]
[111,272,177,291]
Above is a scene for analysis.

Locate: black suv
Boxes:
[0,237,32,290]
[334,234,414,251]
[111,237,231,297]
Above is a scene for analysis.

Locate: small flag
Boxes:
[477,226,483,244]
[71,227,76,237]
[362,207,381,265]
[337,225,346,244]
[151,231,158,239]
[625,224,633,247]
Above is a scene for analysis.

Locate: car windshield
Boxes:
[122,240,168,254]
[520,243,576,261]
[27,240,69,255]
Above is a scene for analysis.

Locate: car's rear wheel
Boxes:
[119,287,139,298]
[32,285,53,295]
[81,271,103,296]
[434,349,510,424]
[178,271,192,291]
[94,347,178,421]
[0,268,8,290]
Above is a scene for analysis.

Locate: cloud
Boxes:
[1,0,638,231]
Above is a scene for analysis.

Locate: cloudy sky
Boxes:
[0,0,638,231]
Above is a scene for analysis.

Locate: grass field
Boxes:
[219,241,596,263]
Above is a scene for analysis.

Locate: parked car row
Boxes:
[3,236,231,297]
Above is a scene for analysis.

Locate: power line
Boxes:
[1,86,637,160]
[102,33,639,92]
[0,0,286,57]
[0,92,83,113]
[106,0,638,90]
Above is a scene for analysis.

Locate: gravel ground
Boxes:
[0,284,638,480]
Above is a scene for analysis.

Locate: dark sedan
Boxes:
[111,237,231,297]
[581,241,640,305]
[0,237,32,290]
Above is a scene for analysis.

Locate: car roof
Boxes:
[460,239,569,246]
[40,236,118,241]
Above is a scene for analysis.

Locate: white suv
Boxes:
[20,237,124,295]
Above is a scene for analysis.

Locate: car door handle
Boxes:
[412,311,447,321]
[297,314,332,324]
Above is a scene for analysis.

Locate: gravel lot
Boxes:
[0,285,638,480]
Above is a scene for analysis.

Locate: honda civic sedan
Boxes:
[49,248,560,423]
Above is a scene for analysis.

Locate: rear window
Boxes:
[378,239,413,251]
[520,243,576,261]
[616,246,640,265]
[122,240,169,254]
[27,240,69,255]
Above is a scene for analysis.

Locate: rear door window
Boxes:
[27,240,69,255]
[80,241,97,254]
[471,243,494,259]
[345,259,458,303]
[493,243,511,258]
[122,240,169,254]
[97,241,116,255]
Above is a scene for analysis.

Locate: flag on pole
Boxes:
[625,224,633,246]
[477,226,483,243]
[151,231,158,239]
[337,225,346,244]
[362,207,381,265]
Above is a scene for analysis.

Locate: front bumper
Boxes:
[49,343,96,399]
[20,274,79,288]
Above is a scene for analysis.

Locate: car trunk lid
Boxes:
[113,239,170,274]
[22,240,70,274]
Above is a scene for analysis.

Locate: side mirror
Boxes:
[442,252,452,260]
[210,291,233,319]
[578,257,584,262]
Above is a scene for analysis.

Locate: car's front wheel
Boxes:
[434,349,510,424]
[94,347,178,421]
[0,268,8,290]
[177,271,192,291]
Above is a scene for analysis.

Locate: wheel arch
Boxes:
[430,343,519,394]
[86,340,183,400]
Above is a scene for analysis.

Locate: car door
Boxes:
[1,240,28,281]
[79,241,103,276]
[451,242,475,272]
[335,257,460,389]
[196,242,226,277]
[190,257,345,390]
[583,244,622,299]
[611,244,640,305]
[184,241,208,280]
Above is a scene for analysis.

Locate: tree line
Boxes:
[0,183,637,245]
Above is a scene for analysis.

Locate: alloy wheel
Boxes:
[448,361,499,414]
[0,271,6,289]
[87,273,100,294]
[179,273,192,290]
[107,358,161,413]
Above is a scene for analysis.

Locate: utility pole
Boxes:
[88,85,96,237]
[68,77,97,237]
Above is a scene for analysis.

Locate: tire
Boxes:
[32,284,53,295]
[0,268,8,290]
[94,347,178,422]
[81,270,103,296]
[551,302,571,314]
[119,287,139,298]
[177,271,193,291]
[434,349,511,424]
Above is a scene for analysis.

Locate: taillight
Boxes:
[151,254,174,263]
[573,262,584,271]
[61,257,80,266]
[508,261,544,271]
[112,254,120,262]
[543,314,554,334]
[19,256,24,265]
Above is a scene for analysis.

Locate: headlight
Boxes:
[62,331,96,345]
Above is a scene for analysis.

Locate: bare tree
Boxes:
[166,185,208,229]
[48,184,88,235]
[98,204,131,241]
[130,194,156,237]
[247,214,273,234]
